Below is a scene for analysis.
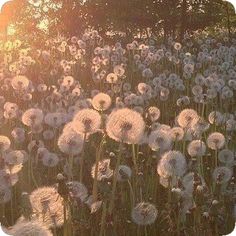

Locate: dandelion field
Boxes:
[0,8,236,235]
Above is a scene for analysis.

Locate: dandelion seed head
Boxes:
[148,130,172,152]
[67,181,88,202]
[22,108,43,127]
[187,140,206,157]
[117,165,132,181]
[11,75,29,90]
[0,135,11,152]
[208,111,223,125]
[58,132,83,155]
[92,92,112,111]
[44,112,65,128]
[218,149,234,164]
[207,132,225,150]
[131,202,157,225]
[91,159,113,181]
[170,127,184,141]
[106,73,118,83]
[4,150,25,165]
[42,152,59,167]
[0,185,11,204]
[72,108,101,134]
[213,166,232,184]
[30,186,65,228]
[177,109,199,128]
[157,151,186,178]
[147,106,160,122]
[106,108,145,144]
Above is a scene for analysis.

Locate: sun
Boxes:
[0,0,12,12]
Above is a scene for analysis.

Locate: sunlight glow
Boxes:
[0,0,12,12]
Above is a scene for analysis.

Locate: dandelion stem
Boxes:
[99,200,107,236]
[132,144,138,175]
[93,136,105,201]
[144,226,148,236]
[80,133,87,182]
[128,180,135,207]
[108,142,122,214]
[30,155,38,188]
[68,155,74,181]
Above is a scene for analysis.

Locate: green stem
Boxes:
[132,144,138,174]
[108,143,122,214]
[80,133,87,182]
[92,136,105,201]
[128,180,135,207]
[99,201,107,236]
[69,155,74,181]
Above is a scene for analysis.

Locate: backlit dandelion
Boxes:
[92,92,112,111]
[106,108,145,144]
[58,132,83,155]
[187,140,206,157]
[0,135,11,152]
[29,186,65,227]
[177,109,199,128]
[22,108,44,127]
[157,151,187,178]
[148,130,172,152]
[170,127,184,141]
[207,132,225,150]
[91,159,113,181]
[147,106,161,122]
[11,75,29,90]
[72,108,101,134]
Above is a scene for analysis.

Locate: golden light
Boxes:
[0,0,12,12]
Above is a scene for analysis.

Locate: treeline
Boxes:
[0,0,235,41]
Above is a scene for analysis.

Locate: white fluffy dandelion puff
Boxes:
[29,186,65,228]
[11,75,29,90]
[92,92,112,111]
[207,132,225,150]
[91,159,113,181]
[72,108,102,134]
[106,108,145,144]
[157,151,187,178]
[177,109,199,128]
[22,108,44,127]
[187,140,206,157]
[58,132,84,155]
[148,130,172,152]
[0,135,11,152]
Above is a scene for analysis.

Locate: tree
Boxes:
[1,0,234,42]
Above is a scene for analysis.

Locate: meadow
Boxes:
[0,28,235,235]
